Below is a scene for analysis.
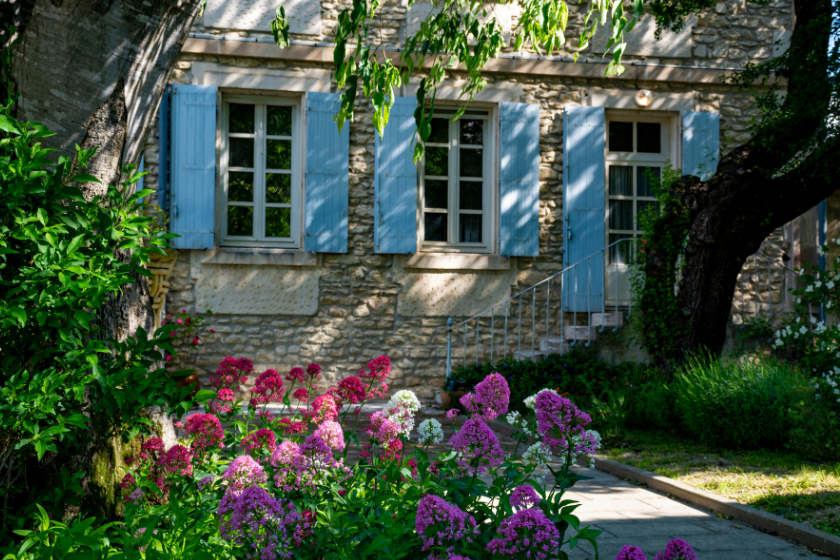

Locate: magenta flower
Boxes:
[446,409,460,419]
[616,545,648,560]
[293,388,310,402]
[223,455,267,494]
[336,375,366,404]
[218,486,305,560]
[211,356,251,391]
[286,367,306,383]
[242,428,278,457]
[251,369,285,405]
[365,410,401,448]
[473,372,510,420]
[510,484,540,509]
[185,413,225,455]
[360,355,391,381]
[119,473,135,489]
[534,390,592,453]
[309,394,338,424]
[449,418,504,475]
[654,539,697,560]
[415,495,479,553]
[313,420,345,451]
[158,445,193,477]
[487,508,560,560]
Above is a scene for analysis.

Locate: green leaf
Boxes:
[8,307,27,326]
[0,114,21,135]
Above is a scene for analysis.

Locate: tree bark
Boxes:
[643,0,838,361]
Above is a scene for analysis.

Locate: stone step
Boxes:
[564,325,598,341]
[591,312,625,328]
[539,337,571,353]
[516,349,548,361]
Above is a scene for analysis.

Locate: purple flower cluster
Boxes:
[459,373,510,420]
[616,545,648,560]
[415,495,479,553]
[218,486,305,560]
[223,455,268,494]
[509,484,540,509]
[534,390,592,453]
[487,508,560,560]
[449,418,504,475]
[654,539,698,560]
[270,436,343,493]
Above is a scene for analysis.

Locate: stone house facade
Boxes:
[139,0,804,398]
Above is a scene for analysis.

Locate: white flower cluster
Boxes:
[388,390,422,413]
[813,367,840,403]
[522,442,553,468]
[417,418,444,445]
[506,411,536,437]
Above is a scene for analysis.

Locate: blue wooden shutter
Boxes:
[683,111,720,181]
[305,92,349,253]
[500,102,540,257]
[170,84,217,249]
[374,97,418,254]
[563,106,605,312]
[158,87,170,215]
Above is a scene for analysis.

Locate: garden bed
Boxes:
[602,429,840,538]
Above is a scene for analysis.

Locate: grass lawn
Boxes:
[601,429,840,538]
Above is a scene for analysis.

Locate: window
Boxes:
[605,115,670,264]
[420,109,493,252]
[221,97,301,247]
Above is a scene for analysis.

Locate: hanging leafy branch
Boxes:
[271,0,644,161]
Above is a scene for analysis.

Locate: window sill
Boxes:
[402,253,510,271]
[200,248,317,267]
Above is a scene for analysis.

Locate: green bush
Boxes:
[674,354,807,449]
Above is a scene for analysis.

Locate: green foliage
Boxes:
[674,354,807,449]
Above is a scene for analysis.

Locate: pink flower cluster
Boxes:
[359,355,390,399]
[509,484,540,509]
[334,375,366,405]
[653,539,698,560]
[616,546,649,560]
[449,418,504,475]
[157,445,193,477]
[270,436,343,493]
[185,413,225,455]
[211,357,253,390]
[487,508,560,560]
[534,390,593,454]
[415,495,479,554]
[242,428,277,457]
[251,369,285,407]
[459,373,510,421]
[218,486,307,560]
[223,455,268,494]
[313,420,345,451]
[308,394,338,424]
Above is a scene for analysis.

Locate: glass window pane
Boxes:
[228,171,253,202]
[637,166,661,197]
[267,106,292,136]
[638,200,659,220]
[425,147,449,176]
[459,214,482,243]
[429,118,449,143]
[609,166,633,196]
[459,181,482,210]
[609,234,633,265]
[266,174,291,203]
[608,121,633,152]
[460,120,483,145]
[228,205,253,237]
[229,104,254,134]
[459,148,483,177]
[265,207,292,238]
[266,139,292,170]
[637,122,661,153]
[609,200,633,230]
[424,212,447,242]
[229,138,254,168]
[425,180,448,209]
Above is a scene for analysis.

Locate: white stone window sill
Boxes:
[402,253,510,271]
[200,248,317,267]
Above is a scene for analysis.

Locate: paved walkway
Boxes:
[562,465,827,559]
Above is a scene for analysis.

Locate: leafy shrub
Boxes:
[674,354,807,449]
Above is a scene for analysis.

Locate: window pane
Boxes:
[609,165,633,196]
[637,166,661,197]
[638,200,659,220]
[637,122,661,153]
[460,119,483,145]
[229,138,254,168]
[609,234,633,265]
[266,139,292,170]
[266,174,291,203]
[267,106,292,136]
[266,207,292,238]
[425,180,448,209]
[460,148,483,177]
[228,205,253,237]
[229,104,254,134]
[228,172,253,202]
[425,147,449,176]
[459,214,482,243]
[425,212,447,242]
[459,181,482,210]
[429,118,449,143]
[608,121,633,152]
[609,199,633,230]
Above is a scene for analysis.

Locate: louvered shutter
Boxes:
[374,97,418,254]
[305,92,349,253]
[563,106,605,312]
[170,84,217,250]
[683,111,720,181]
[499,102,541,257]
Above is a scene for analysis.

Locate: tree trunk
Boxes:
[7,0,201,517]
[642,0,838,363]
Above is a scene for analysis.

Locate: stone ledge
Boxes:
[200,248,318,267]
[403,253,511,271]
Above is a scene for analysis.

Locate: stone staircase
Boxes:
[517,311,626,361]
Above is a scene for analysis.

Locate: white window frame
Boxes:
[418,106,496,254]
[220,95,303,248]
[604,111,676,305]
